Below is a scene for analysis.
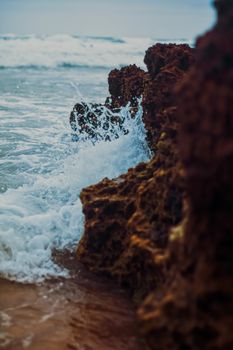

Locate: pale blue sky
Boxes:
[0,0,216,39]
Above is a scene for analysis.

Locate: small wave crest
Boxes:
[0,63,109,71]
[0,34,154,69]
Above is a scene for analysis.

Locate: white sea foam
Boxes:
[0,34,192,70]
[0,34,190,282]
[0,97,150,282]
[0,34,154,69]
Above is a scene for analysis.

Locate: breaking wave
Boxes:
[0,34,191,70]
[0,97,151,282]
[0,34,155,69]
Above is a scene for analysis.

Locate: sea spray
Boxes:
[0,34,187,282]
[0,96,150,282]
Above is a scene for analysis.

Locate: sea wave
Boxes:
[0,34,191,70]
[0,34,155,69]
[0,97,150,282]
[0,33,191,282]
[0,63,113,70]
[0,34,126,43]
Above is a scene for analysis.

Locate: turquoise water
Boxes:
[0,67,108,192]
[0,35,153,282]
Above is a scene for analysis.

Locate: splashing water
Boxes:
[0,74,150,282]
[0,34,190,283]
[2,34,192,282]
[70,97,145,143]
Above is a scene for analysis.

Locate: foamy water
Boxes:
[0,34,192,69]
[0,34,156,69]
[0,35,154,282]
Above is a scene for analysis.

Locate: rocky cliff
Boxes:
[72,0,233,348]
[77,42,193,301]
[139,1,233,349]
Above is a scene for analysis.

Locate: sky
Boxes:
[0,0,216,39]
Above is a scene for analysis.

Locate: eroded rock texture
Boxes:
[77,43,194,301]
[76,2,232,348]
[138,1,233,349]
[70,102,129,142]
[143,44,194,150]
[70,65,145,141]
[107,64,145,108]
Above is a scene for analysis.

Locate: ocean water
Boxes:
[0,34,188,283]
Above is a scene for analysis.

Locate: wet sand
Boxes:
[0,252,144,350]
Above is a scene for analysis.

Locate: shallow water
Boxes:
[0,35,153,282]
[0,253,144,350]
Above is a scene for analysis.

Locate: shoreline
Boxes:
[0,251,145,350]
[0,1,232,349]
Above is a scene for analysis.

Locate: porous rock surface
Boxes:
[75,1,232,349]
[77,42,194,300]
[107,64,145,108]
[70,65,146,141]
[143,43,194,151]
[138,1,233,349]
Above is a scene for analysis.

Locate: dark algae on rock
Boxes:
[72,0,233,349]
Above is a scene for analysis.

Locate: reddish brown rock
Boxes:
[77,43,194,301]
[70,65,145,142]
[138,1,233,349]
[70,102,129,142]
[74,2,233,349]
[144,43,195,77]
[78,147,184,299]
[143,43,194,150]
[107,64,145,108]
